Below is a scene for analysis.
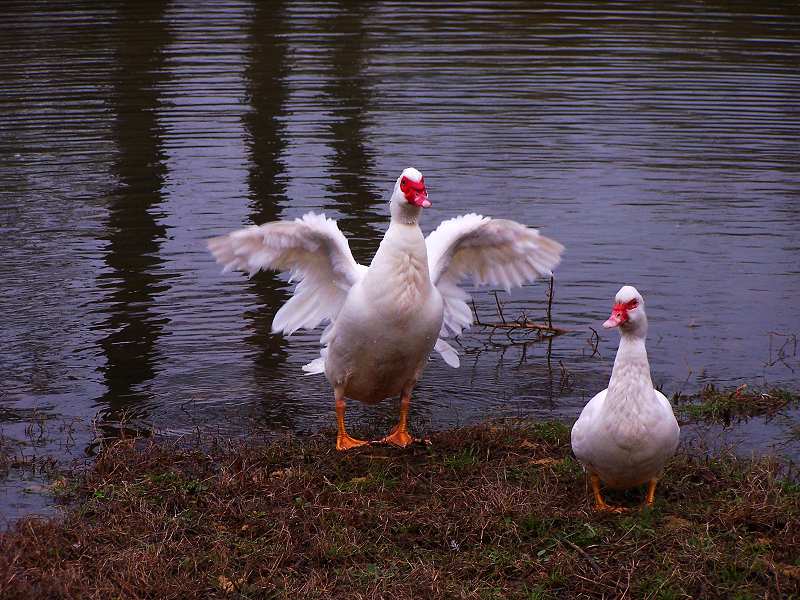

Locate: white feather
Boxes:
[434,338,460,368]
[571,287,680,490]
[426,213,564,345]
[209,181,564,388]
[207,212,366,339]
[302,347,328,375]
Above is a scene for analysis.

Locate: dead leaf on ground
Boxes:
[663,516,692,531]
[775,563,800,580]
[218,575,240,593]
[530,457,559,466]
[269,468,292,480]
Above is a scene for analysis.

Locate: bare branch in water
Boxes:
[470,298,483,327]
[470,279,571,347]
[558,360,574,395]
[493,291,506,324]
[586,327,600,358]
[766,331,797,372]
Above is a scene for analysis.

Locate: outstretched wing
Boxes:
[208,212,366,335]
[426,213,564,357]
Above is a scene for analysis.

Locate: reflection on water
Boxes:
[321,3,385,262]
[243,0,291,425]
[98,2,172,426]
[1,1,799,522]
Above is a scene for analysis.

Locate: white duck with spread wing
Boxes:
[571,286,680,511]
[209,168,564,450]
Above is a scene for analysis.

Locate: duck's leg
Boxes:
[642,478,658,508]
[335,389,368,451]
[380,390,414,448]
[590,474,628,513]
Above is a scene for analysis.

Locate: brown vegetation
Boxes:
[674,384,799,425]
[1,420,798,599]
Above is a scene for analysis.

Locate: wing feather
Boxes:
[208,212,365,336]
[426,213,564,345]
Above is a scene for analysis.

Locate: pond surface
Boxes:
[1,1,799,525]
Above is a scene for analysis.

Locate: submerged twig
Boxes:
[470,279,571,346]
[558,360,574,395]
[586,327,600,358]
[493,291,506,324]
[766,331,798,372]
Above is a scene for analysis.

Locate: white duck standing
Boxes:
[209,168,563,450]
[571,286,679,511]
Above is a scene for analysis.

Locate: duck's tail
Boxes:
[302,347,327,375]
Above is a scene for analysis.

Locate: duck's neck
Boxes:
[366,206,430,313]
[605,332,654,412]
[390,200,422,226]
[378,213,426,266]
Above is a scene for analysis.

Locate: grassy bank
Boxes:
[1,417,799,599]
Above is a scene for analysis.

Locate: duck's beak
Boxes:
[603,304,628,328]
[410,190,430,208]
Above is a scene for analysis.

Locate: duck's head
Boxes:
[604,285,647,336]
[390,167,429,224]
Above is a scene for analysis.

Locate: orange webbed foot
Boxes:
[589,474,629,513]
[379,427,414,448]
[376,391,419,448]
[336,434,369,451]
[594,501,630,514]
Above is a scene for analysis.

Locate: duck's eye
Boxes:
[400,177,407,189]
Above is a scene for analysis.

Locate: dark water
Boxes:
[1,1,799,525]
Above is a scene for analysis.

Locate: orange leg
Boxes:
[590,474,628,513]
[643,478,658,508]
[380,391,414,448]
[335,392,368,451]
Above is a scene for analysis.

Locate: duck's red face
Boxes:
[603,299,638,328]
[399,176,430,208]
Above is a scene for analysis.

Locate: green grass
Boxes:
[443,446,480,470]
[1,422,798,599]
[529,421,571,445]
[674,384,798,424]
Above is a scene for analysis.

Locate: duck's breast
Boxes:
[324,229,444,401]
[572,387,679,488]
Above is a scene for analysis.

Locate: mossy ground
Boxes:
[673,384,799,425]
[1,418,798,599]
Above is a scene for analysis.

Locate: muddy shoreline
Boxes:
[1,389,799,599]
